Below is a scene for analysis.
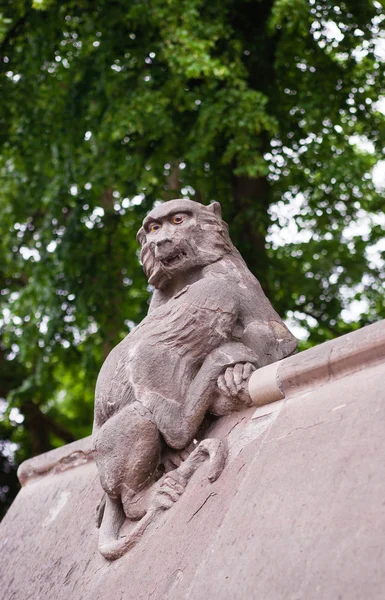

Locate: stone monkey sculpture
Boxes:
[93,199,297,560]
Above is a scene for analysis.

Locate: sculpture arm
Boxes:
[210,320,297,415]
[156,342,259,449]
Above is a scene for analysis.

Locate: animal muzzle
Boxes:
[154,240,188,267]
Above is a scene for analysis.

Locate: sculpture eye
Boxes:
[150,223,160,232]
[172,215,184,225]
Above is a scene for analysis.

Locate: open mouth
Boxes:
[160,251,187,267]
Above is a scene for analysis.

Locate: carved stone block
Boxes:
[92,199,297,558]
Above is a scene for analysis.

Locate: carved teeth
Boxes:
[161,252,186,266]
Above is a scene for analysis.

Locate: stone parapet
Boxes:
[1,320,385,600]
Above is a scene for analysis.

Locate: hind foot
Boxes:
[152,471,187,510]
[152,437,227,511]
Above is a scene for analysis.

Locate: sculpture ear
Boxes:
[206,201,222,219]
[136,227,146,246]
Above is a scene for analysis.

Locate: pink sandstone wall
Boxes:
[1,320,385,600]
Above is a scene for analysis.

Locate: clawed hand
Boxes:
[217,362,255,397]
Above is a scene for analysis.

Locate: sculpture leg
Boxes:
[93,402,161,519]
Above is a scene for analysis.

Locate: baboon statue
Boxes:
[93,199,297,560]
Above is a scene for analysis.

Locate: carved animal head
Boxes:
[137,199,233,289]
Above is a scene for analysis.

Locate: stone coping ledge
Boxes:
[18,320,385,488]
[17,435,93,487]
[249,319,385,406]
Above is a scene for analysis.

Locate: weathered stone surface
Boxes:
[92,199,297,559]
[1,320,385,599]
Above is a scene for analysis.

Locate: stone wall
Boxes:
[1,321,385,600]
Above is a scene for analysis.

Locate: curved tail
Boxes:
[98,495,159,561]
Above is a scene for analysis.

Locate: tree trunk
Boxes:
[23,402,75,456]
[163,160,182,200]
[100,188,123,360]
[230,175,271,295]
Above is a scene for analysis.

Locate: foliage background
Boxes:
[1,0,385,517]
